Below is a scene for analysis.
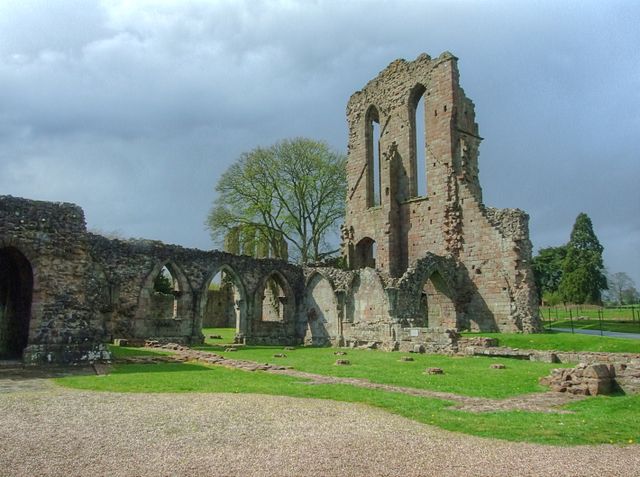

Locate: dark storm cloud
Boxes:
[0,0,638,284]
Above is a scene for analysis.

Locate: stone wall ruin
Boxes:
[341,52,540,341]
[0,52,541,364]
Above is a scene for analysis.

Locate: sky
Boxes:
[0,0,638,286]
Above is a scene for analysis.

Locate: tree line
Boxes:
[532,213,638,306]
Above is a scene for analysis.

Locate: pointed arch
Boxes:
[256,271,294,323]
[365,104,381,207]
[200,263,248,335]
[138,260,193,322]
[355,237,376,269]
[409,83,427,198]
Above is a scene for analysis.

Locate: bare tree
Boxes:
[606,271,639,305]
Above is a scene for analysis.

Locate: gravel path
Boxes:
[0,377,638,477]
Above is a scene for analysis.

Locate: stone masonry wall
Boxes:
[0,196,110,364]
[0,195,304,363]
[87,235,304,346]
[341,52,540,333]
[202,288,236,328]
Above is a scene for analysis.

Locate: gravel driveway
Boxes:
[0,377,638,477]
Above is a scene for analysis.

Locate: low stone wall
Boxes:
[456,337,498,348]
[397,327,460,354]
[540,361,640,395]
[460,345,640,365]
[23,343,112,365]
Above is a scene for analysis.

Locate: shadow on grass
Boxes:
[109,362,213,375]
[107,345,173,359]
[194,344,303,352]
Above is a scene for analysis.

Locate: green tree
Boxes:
[558,213,607,304]
[208,138,347,263]
[531,245,567,303]
[153,267,174,295]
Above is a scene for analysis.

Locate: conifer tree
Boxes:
[558,213,607,304]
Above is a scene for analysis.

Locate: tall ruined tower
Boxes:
[342,52,540,332]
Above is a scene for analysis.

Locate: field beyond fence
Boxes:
[540,305,640,334]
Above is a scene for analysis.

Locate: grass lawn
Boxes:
[201,327,236,344]
[540,306,639,322]
[57,360,640,446]
[193,343,563,399]
[543,319,640,334]
[463,331,640,353]
[108,345,172,359]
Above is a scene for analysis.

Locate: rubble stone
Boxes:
[426,367,444,375]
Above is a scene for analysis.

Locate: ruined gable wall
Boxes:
[343,53,540,333]
[345,53,474,276]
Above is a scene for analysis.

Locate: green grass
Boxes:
[107,345,172,359]
[463,331,640,353]
[192,343,565,398]
[57,361,640,446]
[201,327,236,344]
[544,319,640,334]
[540,305,639,322]
[110,338,565,399]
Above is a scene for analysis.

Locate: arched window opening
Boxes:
[355,237,376,269]
[421,271,456,329]
[260,273,289,322]
[410,85,427,197]
[366,106,381,207]
[203,268,243,336]
[0,247,33,359]
[152,265,179,320]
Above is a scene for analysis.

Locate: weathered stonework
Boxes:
[539,361,640,396]
[1,196,303,363]
[1,53,542,364]
[0,196,111,364]
[340,52,540,335]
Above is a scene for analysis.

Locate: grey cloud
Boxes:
[0,0,638,285]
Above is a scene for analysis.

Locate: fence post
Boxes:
[598,308,603,337]
[569,308,574,334]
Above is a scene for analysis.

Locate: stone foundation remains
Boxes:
[0,53,542,364]
[539,361,640,396]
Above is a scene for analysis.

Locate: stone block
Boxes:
[425,367,444,375]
